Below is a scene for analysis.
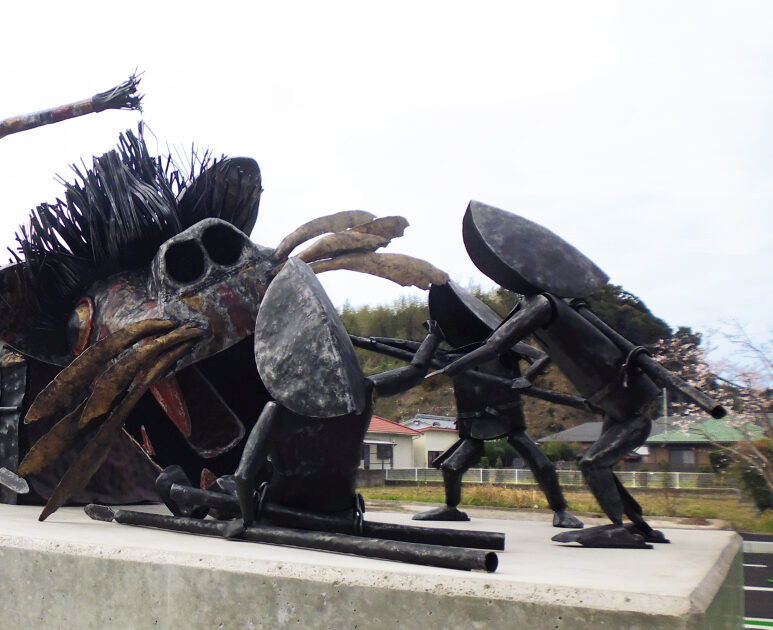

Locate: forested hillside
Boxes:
[341,284,673,437]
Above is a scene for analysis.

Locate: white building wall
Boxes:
[412,435,426,467]
[363,432,416,468]
[414,430,459,467]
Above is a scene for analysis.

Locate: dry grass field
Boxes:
[360,484,773,533]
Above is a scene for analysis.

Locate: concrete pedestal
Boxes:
[0,505,742,629]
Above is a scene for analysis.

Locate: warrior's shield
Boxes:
[254,257,366,418]
[429,281,501,348]
[462,201,608,298]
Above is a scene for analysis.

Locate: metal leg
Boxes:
[578,415,650,524]
[441,438,484,507]
[413,438,483,522]
[508,431,583,528]
[234,402,280,525]
[553,414,662,548]
[507,431,566,512]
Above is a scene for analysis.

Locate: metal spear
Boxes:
[0,73,142,140]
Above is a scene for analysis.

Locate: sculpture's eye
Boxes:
[66,297,95,356]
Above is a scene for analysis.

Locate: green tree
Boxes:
[540,441,581,462]
[584,284,671,345]
[483,438,517,467]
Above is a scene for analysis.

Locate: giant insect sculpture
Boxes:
[435,201,727,549]
[86,257,503,572]
[352,280,584,528]
[0,129,452,524]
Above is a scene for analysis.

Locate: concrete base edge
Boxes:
[0,505,744,630]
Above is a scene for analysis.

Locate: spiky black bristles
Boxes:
[16,129,261,325]
[17,130,186,322]
[92,72,143,113]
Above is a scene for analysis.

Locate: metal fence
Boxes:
[384,468,728,490]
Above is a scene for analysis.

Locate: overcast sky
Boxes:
[0,1,770,364]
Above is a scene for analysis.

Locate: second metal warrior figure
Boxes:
[416,281,582,528]
[436,202,726,549]
[354,281,583,527]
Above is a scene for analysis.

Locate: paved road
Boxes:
[743,534,773,629]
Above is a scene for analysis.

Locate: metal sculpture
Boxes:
[84,258,502,572]
[0,130,449,524]
[435,201,727,549]
[243,258,444,519]
[353,280,583,528]
[0,109,728,562]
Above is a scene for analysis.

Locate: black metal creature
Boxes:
[240,257,444,520]
[85,258,504,572]
[0,129,448,520]
[436,201,726,549]
[354,280,583,528]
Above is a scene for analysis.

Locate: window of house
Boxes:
[427,450,443,466]
[669,448,696,467]
[376,444,393,460]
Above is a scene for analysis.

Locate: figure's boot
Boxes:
[553,523,651,548]
[606,475,669,543]
[552,510,584,528]
[553,465,651,548]
[412,468,469,521]
[507,432,583,529]
[540,466,583,528]
[624,522,670,544]
[534,464,583,528]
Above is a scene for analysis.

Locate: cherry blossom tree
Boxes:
[652,324,773,500]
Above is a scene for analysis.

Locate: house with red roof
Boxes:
[402,414,460,467]
[362,416,420,469]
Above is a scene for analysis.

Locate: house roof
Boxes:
[538,422,603,443]
[402,413,457,432]
[535,414,769,448]
[367,416,420,435]
[646,416,767,444]
[539,417,671,444]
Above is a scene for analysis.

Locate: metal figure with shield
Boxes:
[436,201,727,549]
[120,259,507,571]
[354,280,583,528]
[240,257,444,520]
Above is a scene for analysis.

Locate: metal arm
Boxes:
[354,334,546,368]
[574,303,727,418]
[522,353,551,382]
[367,322,444,397]
[354,330,569,406]
[350,334,462,369]
[437,295,553,378]
[459,370,590,411]
[512,341,546,363]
